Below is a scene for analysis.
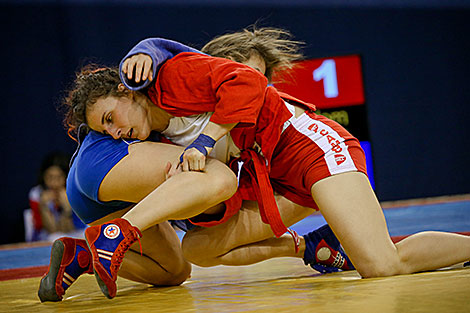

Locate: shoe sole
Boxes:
[85,238,113,299]
[38,240,64,302]
[93,265,113,299]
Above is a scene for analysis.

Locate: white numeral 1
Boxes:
[313,59,339,98]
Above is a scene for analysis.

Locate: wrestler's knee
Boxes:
[353,252,404,278]
[156,262,192,286]
[206,160,237,198]
[120,256,191,286]
[155,248,192,285]
[213,174,237,199]
[147,260,191,286]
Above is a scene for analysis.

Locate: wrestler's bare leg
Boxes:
[84,141,235,296]
[98,142,237,231]
[182,195,313,267]
[90,208,191,285]
[311,171,470,278]
[121,222,191,286]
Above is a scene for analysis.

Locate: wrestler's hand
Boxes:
[165,161,182,180]
[181,147,212,172]
[121,53,153,84]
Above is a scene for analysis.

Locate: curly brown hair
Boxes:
[202,26,304,82]
[62,64,128,140]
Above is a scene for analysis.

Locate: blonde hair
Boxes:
[202,26,304,82]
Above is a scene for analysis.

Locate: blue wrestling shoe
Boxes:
[38,237,93,302]
[464,261,469,267]
[303,224,354,274]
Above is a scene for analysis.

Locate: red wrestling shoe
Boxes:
[85,218,142,299]
[38,237,93,302]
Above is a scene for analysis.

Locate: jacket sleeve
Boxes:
[119,38,202,91]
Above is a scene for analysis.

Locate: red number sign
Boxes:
[274,55,365,109]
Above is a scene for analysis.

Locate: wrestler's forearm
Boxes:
[202,121,237,142]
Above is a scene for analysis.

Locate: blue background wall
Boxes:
[1,1,469,244]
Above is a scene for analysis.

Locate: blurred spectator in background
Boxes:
[26,152,86,242]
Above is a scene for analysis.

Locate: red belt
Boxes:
[231,150,287,238]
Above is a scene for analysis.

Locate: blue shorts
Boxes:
[67,130,142,224]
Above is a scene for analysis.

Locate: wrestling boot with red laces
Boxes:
[38,237,93,302]
[303,224,355,274]
[85,218,142,299]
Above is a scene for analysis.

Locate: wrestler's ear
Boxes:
[117,83,135,100]
[117,83,127,92]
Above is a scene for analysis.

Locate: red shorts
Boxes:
[188,192,242,228]
[190,111,367,227]
[270,111,367,210]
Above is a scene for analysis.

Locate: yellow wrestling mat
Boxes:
[2,258,469,313]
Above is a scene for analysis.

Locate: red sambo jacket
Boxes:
[148,52,316,237]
